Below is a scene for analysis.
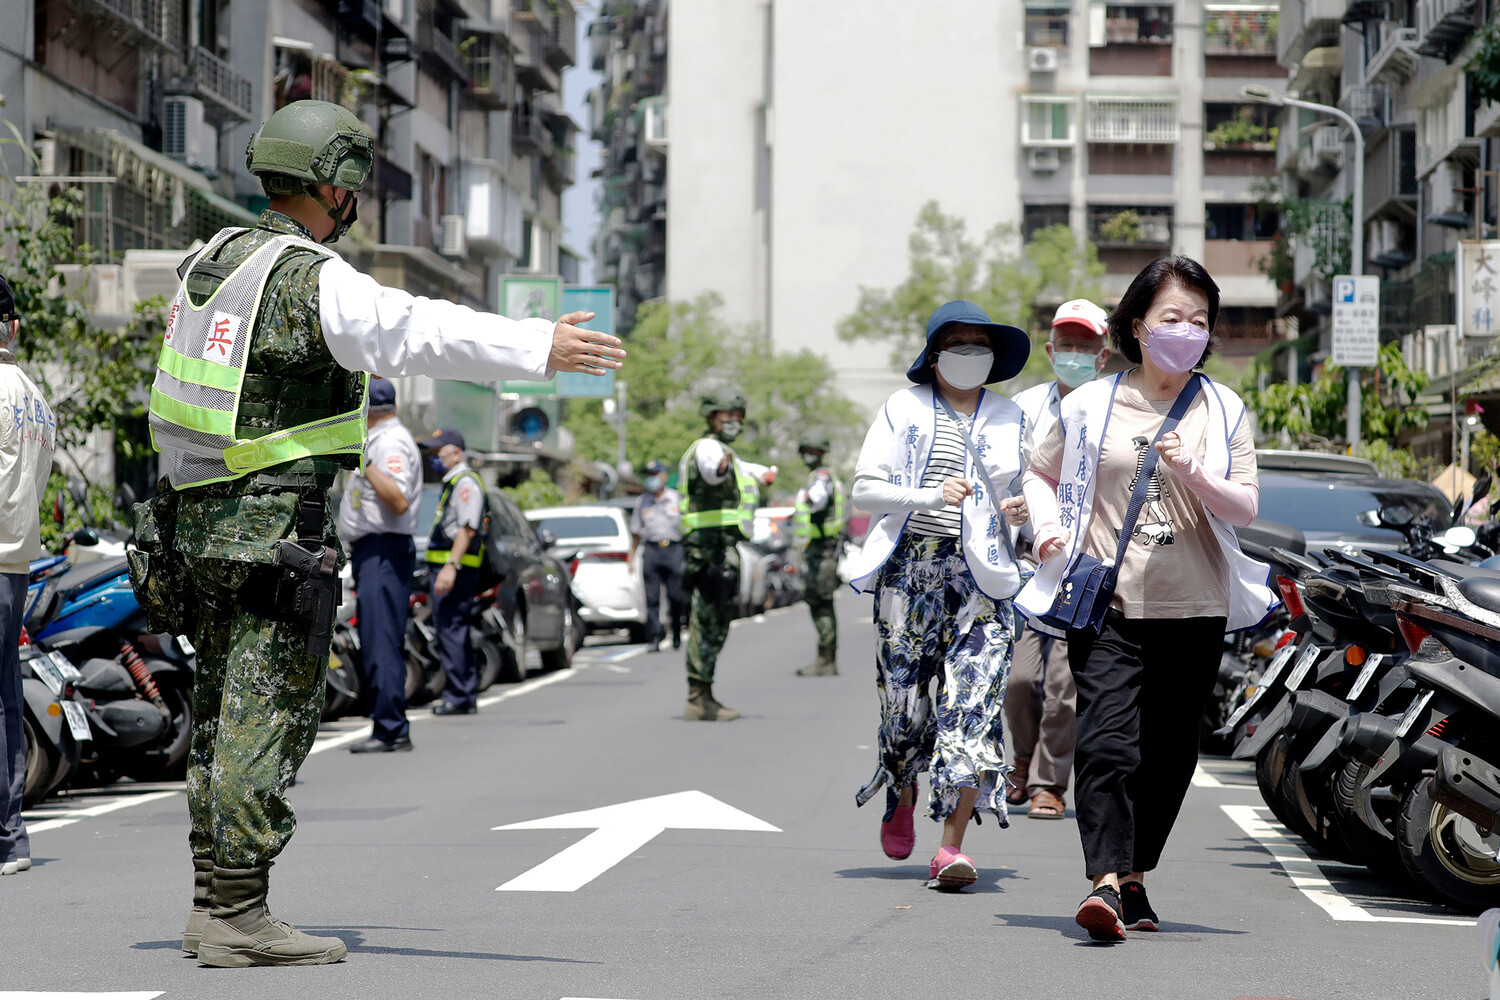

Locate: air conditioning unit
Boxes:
[163,97,214,168]
[1027,147,1061,172]
[1028,47,1059,72]
[439,214,467,258]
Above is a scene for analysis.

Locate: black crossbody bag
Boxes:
[1035,375,1202,636]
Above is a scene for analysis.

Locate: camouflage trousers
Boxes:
[684,532,738,686]
[685,592,733,685]
[184,557,326,868]
[804,540,840,660]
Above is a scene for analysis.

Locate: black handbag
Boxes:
[1034,375,1203,636]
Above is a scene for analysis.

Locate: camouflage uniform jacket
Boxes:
[167,211,361,564]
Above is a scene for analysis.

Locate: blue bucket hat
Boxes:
[906,300,1031,386]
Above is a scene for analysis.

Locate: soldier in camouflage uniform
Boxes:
[127,100,624,968]
[792,431,846,677]
[677,389,774,721]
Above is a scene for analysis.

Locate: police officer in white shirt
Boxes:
[338,378,422,752]
[0,274,55,876]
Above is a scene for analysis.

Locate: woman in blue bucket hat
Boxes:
[845,300,1032,890]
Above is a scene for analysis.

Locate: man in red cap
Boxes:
[1005,298,1111,820]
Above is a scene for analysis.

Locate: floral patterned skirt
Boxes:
[855,532,1015,826]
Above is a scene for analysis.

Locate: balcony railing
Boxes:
[417,18,470,82]
[1278,0,1343,68]
[1415,0,1480,60]
[1085,98,1178,143]
[546,0,577,71]
[1312,124,1344,169]
[512,110,554,156]
[1088,206,1173,247]
[75,0,180,50]
[1340,85,1388,132]
[514,25,555,91]
[165,45,253,125]
[465,34,512,109]
[1365,23,1419,84]
[1203,7,1276,56]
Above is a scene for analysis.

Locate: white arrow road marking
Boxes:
[494,790,781,892]
[1222,804,1476,926]
[0,993,164,999]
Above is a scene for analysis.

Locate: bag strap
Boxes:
[934,392,1018,565]
[1109,373,1203,570]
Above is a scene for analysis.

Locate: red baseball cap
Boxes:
[1050,298,1109,338]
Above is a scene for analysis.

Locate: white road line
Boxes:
[1191,764,1224,788]
[1221,804,1476,926]
[0,994,165,999]
[26,791,181,836]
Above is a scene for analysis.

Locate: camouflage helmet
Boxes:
[699,387,747,419]
[245,100,373,196]
[799,430,831,454]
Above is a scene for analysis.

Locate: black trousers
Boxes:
[351,533,415,743]
[1067,611,1226,878]
[641,541,686,644]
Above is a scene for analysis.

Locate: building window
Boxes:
[1204,102,1277,148]
[1099,4,1174,44]
[1206,203,1279,240]
[1021,97,1077,146]
[1085,97,1178,143]
[1203,6,1277,56]
[1025,3,1070,46]
[1089,204,1173,246]
[1023,204,1071,241]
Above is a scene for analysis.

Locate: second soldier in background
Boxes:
[792,431,846,677]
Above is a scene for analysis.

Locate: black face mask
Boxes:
[329,191,358,244]
[428,454,446,477]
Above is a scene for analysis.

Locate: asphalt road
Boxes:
[2,592,1487,1000]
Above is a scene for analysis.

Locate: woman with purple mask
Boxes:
[1016,256,1276,941]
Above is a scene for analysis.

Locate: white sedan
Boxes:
[525,505,649,642]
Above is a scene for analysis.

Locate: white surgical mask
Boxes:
[935,344,994,391]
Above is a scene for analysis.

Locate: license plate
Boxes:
[60,700,92,741]
[47,650,82,681]
[1224,645,1298,729]
[1284,644,1324,692]
[30,656,65,696]
[1346,653,1386,702]
[1395,689,1435,738]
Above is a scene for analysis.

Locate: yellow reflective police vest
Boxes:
[147,228,368,489]
[425,469,487,568]
[792,468,847,547]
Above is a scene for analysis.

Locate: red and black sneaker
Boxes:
[1075,884,1127,942]
[1120,881,1159,931]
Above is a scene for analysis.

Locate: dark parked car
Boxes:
[1243,469,1452,555]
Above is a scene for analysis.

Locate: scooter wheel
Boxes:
[1396,779,1500,912]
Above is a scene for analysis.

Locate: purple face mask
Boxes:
[1141,321,1209,374]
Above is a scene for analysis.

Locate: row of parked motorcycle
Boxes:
[1206,473,1500,913]
[20,483,195,807]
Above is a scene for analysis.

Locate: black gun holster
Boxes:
[251,496,341,659]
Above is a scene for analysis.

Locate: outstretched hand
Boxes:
[549,311,626,374]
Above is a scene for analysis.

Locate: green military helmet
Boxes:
[799,430,831,454]
[246,100,373,197]
[699,387,747,419]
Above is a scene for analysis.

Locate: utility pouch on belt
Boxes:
[695,562,740,605]
[270,538,340,659]
[127,487,199,638]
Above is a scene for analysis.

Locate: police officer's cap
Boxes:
[421,428,465,451]
[368,378,397,409]
[699,388,746,419]
[643,459,669,476]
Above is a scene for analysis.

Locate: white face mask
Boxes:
[935,344,994,391]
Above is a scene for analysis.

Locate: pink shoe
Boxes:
[880,789,917,860]
[928,846,978,890]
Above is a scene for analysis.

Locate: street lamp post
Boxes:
[1242,85,1366,451]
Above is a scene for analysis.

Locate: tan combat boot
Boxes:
[181,857,214,954]
[684,679,740,721]
[197,864,347,968]
[796,655,838,677]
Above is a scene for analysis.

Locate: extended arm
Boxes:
[851,475,946,514]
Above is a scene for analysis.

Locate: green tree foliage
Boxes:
[1467,21,1500,105]
[1242,342,1431,448]
[502,467,567,510]
[563,295,865,500]
[835,201,1105,388]
[1471,429,1500,480]
[0,176,166,478]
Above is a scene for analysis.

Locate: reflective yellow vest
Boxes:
[678,437,758,539]
[792,468,847,546]
[148,229,368,489]
[425,469,488,568]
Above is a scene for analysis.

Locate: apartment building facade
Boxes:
[585,1,1285,415]
[1271,0,1498,463]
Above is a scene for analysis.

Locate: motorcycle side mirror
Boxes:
[1356,509,1382,528]
[1377,505,1415,528]
[538,528,558,548]
[1438,525,1478,549]
[73,526,99,547]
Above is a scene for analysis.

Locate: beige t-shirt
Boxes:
[1033,373,1258,619]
